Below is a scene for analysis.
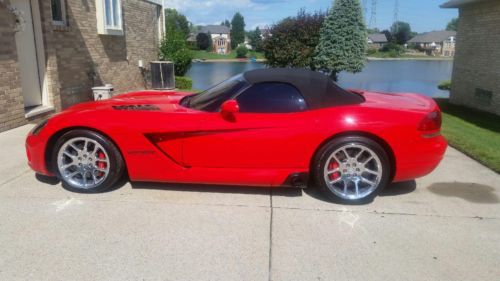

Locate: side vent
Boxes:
[112,105,160,111]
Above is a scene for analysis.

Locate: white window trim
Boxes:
[51,0,67,26]
[96,0,123,35]
[141,0,162,5]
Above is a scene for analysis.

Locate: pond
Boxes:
[186,60,453,98]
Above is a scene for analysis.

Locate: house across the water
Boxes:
[367,33,388,50]
[408,30,456,57]
[200,25,231,55]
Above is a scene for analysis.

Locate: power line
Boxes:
[362,0,368,24]
[369,0,377,29]
[393,0,399,26]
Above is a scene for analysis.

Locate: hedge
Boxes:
[175,76,193,90]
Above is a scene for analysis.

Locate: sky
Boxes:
[162,0,458,33]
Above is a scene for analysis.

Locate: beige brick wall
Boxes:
[0,0,161,132]
[42,0,160,109]
[450,1,500,115]
[0,1,29,132]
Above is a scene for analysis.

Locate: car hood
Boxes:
[65,90,193,113]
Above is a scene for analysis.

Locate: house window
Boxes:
[51,0,66,25]
[96,0,123,35]
[474,88,493,106]
[104,0,121,29]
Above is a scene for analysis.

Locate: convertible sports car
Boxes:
[26,68,447,203]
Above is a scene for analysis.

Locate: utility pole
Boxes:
[369,0,377,29]
[362,0,368,24]
[393,0,399,31]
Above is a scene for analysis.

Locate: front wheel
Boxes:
[52,129,125,193]
[313,136,390,204]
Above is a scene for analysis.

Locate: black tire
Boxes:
[51,129,125,193]
[312,136,390,204]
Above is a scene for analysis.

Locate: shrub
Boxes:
[438,80,451,91]
[366,48,377,55]
[159,32,193,76]
[380,42,404,54]
[388,50,400,58]
[159,32,186,57]
[171,49,193,76]
[175,76,193,90]
[236,45,248,58]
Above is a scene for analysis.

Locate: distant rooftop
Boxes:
[200,25,230,34]
[368,33,388,43]
[441,0,492,8]
[408,31,457,43]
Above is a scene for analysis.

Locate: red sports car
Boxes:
[26,68,447,204]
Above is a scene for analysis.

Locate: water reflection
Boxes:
[187,60,452,97]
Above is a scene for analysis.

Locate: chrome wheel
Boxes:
[56,137,110,190]
[323,143,383,200]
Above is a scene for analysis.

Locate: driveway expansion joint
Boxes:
[268,187,274,281]
[0,169,31,187]
[269,205,500,220]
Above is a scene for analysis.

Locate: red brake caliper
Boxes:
[97,152,106,177]
[328,160,340,181]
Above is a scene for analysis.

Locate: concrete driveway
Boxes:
[1,124,499,281]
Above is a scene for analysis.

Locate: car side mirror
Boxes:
[220,100,239,121]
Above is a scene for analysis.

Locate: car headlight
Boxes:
[31,119,48,135]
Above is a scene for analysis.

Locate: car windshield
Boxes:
[186,74,249,112]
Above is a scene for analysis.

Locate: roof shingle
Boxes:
[200,25,230,34]
[368,33,388,43]
[441,0,491,8]
[408,31,456,43]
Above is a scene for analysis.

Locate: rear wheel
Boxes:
[52,130,125,193]
[313,136,390,204]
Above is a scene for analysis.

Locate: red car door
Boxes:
[182,82,318,170]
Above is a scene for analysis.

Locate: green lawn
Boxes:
[435,99,500,173]
[191,50,265,60]
[367,51,449,59]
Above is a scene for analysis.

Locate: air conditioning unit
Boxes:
[92,85,114,100]
[150,61,175,89]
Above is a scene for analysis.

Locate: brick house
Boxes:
[200,25,231,54]
[407,30,456,57]
[441,0,500,115]
[0,0,164,132]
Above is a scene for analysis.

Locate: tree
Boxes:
[381,29,392,42]
[390,21,412,44]
[230,12,245,49]
[223,20,231,28]
[262,9,326,68]
[446,18,458,31]
[165,8,190,39]
[205,32,213,52]
[313,0,366,80]
[247,27,263,51]
[196,32,210,50]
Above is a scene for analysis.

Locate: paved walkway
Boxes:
[0,125,499,280]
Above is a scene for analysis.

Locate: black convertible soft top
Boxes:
[242,68,364,109]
